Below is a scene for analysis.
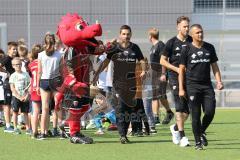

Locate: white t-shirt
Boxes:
[0,72,8,100]
[97,54,107,90]
[38,50,62,79]
[9,71,30,97]
[105,61,113,87]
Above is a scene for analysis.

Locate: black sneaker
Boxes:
[120,136,130,144]
[195,142,203,150]
[201,133,208,146]
[37,134,47,140]
[70,132,93,144]
[52,128,60,137]
[162,112,174,124]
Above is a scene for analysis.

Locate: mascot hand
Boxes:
[54,92,64,111]
[64,74,77,87]
[71,82,88,98]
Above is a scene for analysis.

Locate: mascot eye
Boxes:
[75,24,84,31]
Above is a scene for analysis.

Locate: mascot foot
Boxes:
[70,132,93,144]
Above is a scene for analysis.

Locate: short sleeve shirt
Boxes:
[150,41,165,72]
[107,42,144,86]
[180,42,218,85]
[9,71,30,96]
[163,36,192,82]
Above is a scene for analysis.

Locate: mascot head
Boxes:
[57,13,102,47]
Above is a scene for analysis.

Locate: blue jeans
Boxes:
[143,98,155,127]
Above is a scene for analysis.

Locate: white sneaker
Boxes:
[86,120,96,129]
[179,136,190,147]
[170,124,180,145]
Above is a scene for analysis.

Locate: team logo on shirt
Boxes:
[190,96,194,101]
[191,53,196,59]
[197,51,203,57]
[123,50,129,56]
[175,47,180,51]
[130,52,136,57]
[173,86,177,90]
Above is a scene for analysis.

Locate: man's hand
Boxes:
[139,71,146,80]
[216,81,224,90]
[179,89,187,100]
[160,74,167,82]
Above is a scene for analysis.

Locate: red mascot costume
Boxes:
[55,13,105,144]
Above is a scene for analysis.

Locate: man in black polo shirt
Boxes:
[148,28,174,125]
[93,25,146,144]
[160,16,192,147]
[179,24,223,150]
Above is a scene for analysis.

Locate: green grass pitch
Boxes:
[0,109,239,160]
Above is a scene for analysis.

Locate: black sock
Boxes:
[179,130,185,139]
[174,124,178,131]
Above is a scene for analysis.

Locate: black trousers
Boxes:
[187,83,216,143]
[131,99,150,134]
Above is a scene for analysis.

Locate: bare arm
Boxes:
[160,55,179,74]
[178,64,186,98]
[211,62,224,90]
[92,58,110,85]
[10,84,22,100]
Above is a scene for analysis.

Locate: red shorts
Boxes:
[31,91,41,102]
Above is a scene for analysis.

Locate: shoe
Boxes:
[4,126,14,133]
[51,128,59,137]
[149,127,157,134]
[95,130,104,135]
[179,136,190,147]
[37,134,47,140]
[120,136,130,144]
[70,132,93,144]
[107,124,118,131]
[201,133,208,146]
[86,120,96,129]
[47,130,53,137]
[162,112,174,124]
[25,129,32,135]
[170,124,180,145]
[14,128,21,134]
[195,142,203,150]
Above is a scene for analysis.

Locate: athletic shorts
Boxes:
[11,96,30,113]
[31,90,41,102]
[169,80,189,113]
[152,70,168,100]
[4,89,12,105]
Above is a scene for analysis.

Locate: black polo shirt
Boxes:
[180,42,218,85]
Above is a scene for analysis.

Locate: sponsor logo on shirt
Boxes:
[191,53,196,59]
[130,52,136,56]
[205,53,210,56]
[197,51,203,56]
[190,96,194,101]
[123,50,129,56]
[175,47,180,51]
[191,59,210,63]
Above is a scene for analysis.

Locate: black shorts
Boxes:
[4,89,12,105]
[152,70,168,100]
[173,94,189,114]
[186,84,216,113]
[12,96,30,113]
